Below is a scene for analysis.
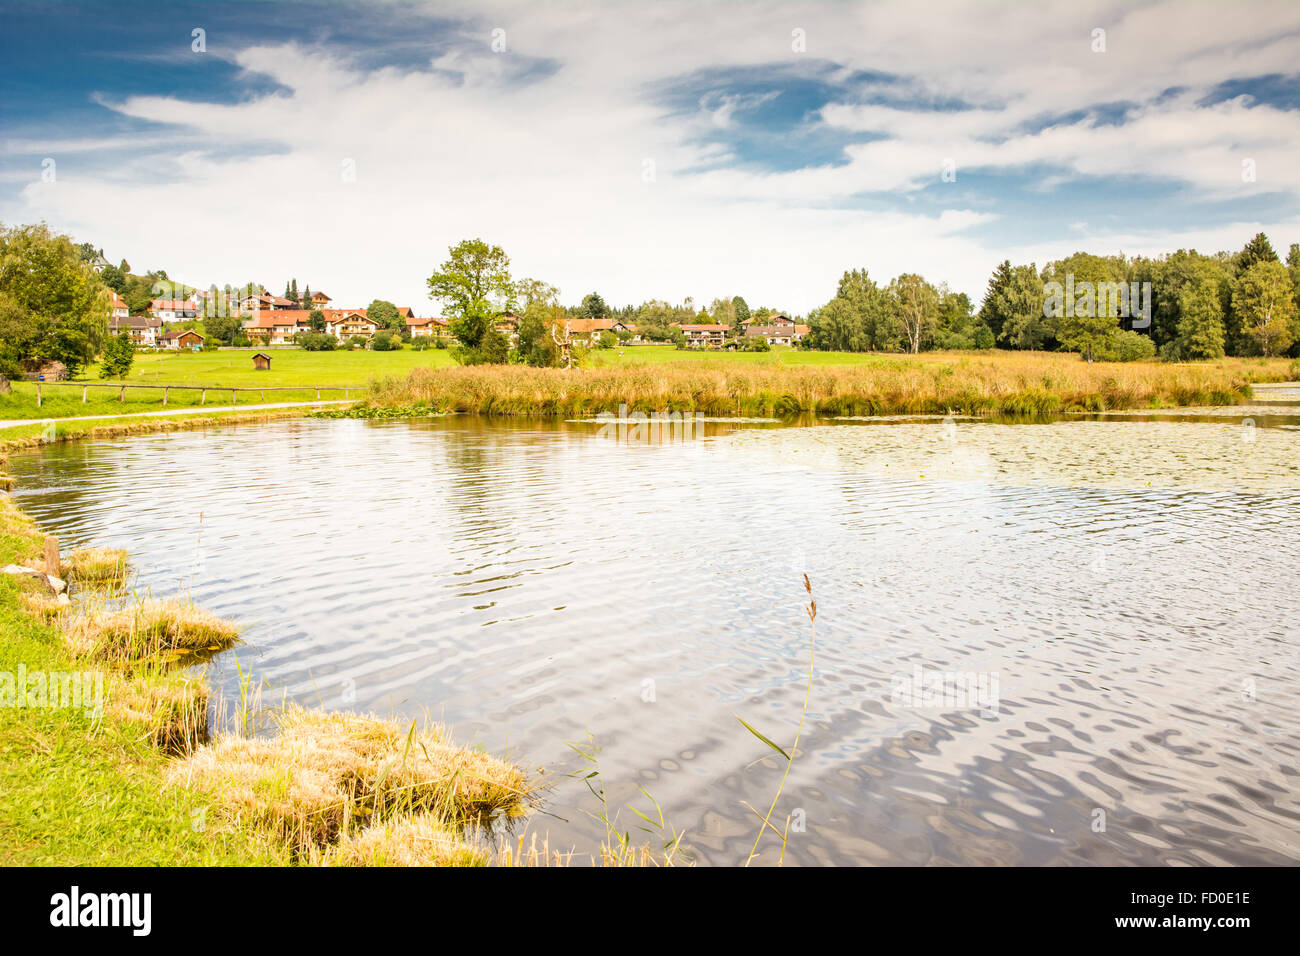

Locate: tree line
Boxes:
[804,233,1300,360]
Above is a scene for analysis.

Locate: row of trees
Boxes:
[975,235,1300,359]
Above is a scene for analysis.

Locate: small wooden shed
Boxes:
[252,352,272,371]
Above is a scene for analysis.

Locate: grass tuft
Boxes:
[65,599,240,663]
[63,547,130,589]
[165,705,529,859]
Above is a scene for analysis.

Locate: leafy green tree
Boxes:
[100,263,126,293]
[205,310,242,346]
[366,299,403,332]
[889,273,941,353]
[308,308,326,332]
[1048,252,1127,361]
[1173,266,1227,359]
[98,331,135,379]
[996,265,1052,350]
[0,223,109,378]
[1233,259,1296,356]
[806,269,899,351]
[426,238,515,362]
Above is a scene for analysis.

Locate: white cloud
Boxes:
[4,0,1299,312]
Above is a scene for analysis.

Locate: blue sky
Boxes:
[3,0,1299,312]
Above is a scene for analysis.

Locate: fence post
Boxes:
[35,383,41,408]
[201,389,206,405]
[44,535,59,575]
[82,386,87,403]
[316,388,321,399]
[163,387,169,406]
[232,390,236,405]
[119,386,125,402]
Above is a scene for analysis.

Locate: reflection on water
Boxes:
[8,412,1300,865]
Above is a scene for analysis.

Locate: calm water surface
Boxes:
[9,409,1300,865]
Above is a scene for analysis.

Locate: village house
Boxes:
[149,298,198,322]
[242,309,312,345]
[678,323,730,348]
[239,292,296,312]
[308,291,332,308]
[564,318,616,343]
[109,313,163,347]
[744,312,808,346]
[108,292,129,321]
[159,329,204,350]
[405,315,447,338]
[326,310,382,340]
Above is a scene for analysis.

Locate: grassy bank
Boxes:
[358,352,1296,419]
[0,491,531,866]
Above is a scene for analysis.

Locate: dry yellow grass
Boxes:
[165,705,529,859]
[314,814,488,867]
[361,353,1292,419]
[63,547,130,588]
[65,599,240,663]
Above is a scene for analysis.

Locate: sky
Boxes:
[2,0,1299,314]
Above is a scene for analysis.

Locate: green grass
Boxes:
[0,497,286,865]
[0,348,458,420]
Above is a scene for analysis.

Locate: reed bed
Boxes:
[65,599,240,663]
[360,353,1291,419]
[165,705,529,860]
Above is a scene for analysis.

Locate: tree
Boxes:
[426,239,516,362]
[733,296,750,327]
[205,310,242,346]
[888,273,940,353]
[1174,266,1226,359]
[977,260,1014,340]
[366,299,403,333]
[98,331,135,379]
[579,292,609,319]
[308,308,326,332]
[1233,260,1296,356]
[0,223,109,378]
[100,263,126,293]
[1049,253,1126,361]
[996,265,1052,350]
[1235,232,1279,273]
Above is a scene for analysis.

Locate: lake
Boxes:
[9,401,1300,865]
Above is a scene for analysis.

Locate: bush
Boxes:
[371,331,401,351]
[973,324,995,350]
[298,332,338,351]
[1095,330,1157,362]
[1290,357,1300,380]
[434,335,449,349]
[744,336,771,352]
[98,331,135,379]
[597,330,617,349]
